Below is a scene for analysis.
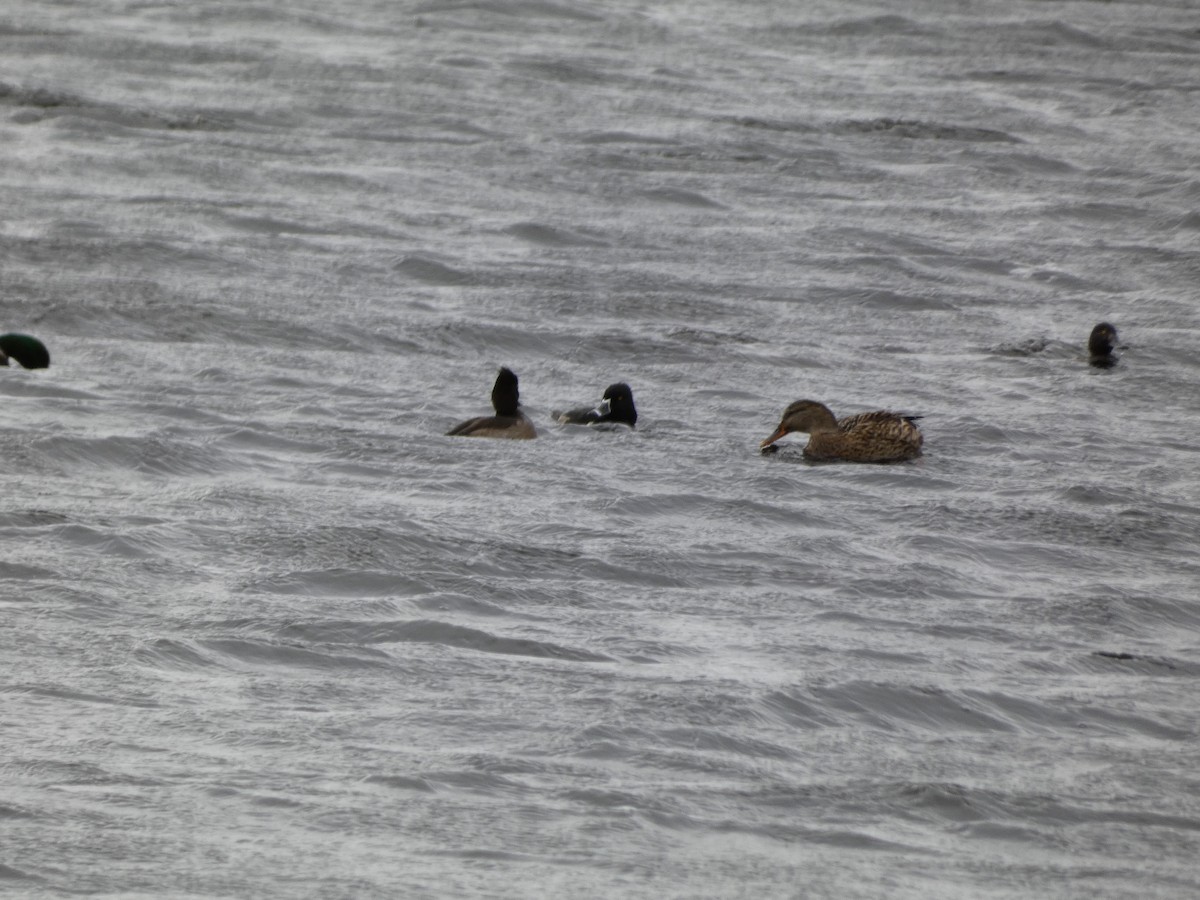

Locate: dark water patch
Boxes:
[507,57,625,87]
[393,254,475,285]
[234,525,464,579]
[1043,201,1154,224]
[576,130,678,145]
[413,593,521,618]
[1087,651,1197,676]
[719,115,817,135]
[0,81,83,109]
[44,523,158,561]
[505,222,610,247]
[807,15,938,38]
[1053,697,1190,741]
[956,690,1090,735]
[19,94,233,132]
[135,638,225,672]
[219,213,339,237]
[0,510,71,529]
[0,561,58,580]
[841,288,958,312]
[362,773,436,793]
[639,187,724,209]
[902,781,1200,834]
[247,569,430,598]
[0,378,100,401]
[0,802,35,820]
[421,318,562,356]
[20,685,160,709]
[824,227,955,259]
[248,793,303,809]
[834,118,1021,143]
[199,638,393,671]
[416,0,604,22]
[278,618,611,662]
[559,787,657,810]
[991,20,1110,50]
[32,433,232,478]
[421,769,532,798]
[443,534,690,590]
[0,863,39,882]
[761,690,840,730]
[214,425,327,457]
[980,150,1079,176]
[594,636,693,664]
[654,727,795,761]
[437,55,489,69]
[811,681,1013,733]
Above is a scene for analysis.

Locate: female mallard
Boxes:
[1088,322,1118,368]
[446,367,536,440]
[553,382,637,429]
[760,399,922,462]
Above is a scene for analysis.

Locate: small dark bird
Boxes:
[760,399,923,462]
[553,382,637,429]
[0,333,50,369]
[1088,322,1118,368]
[446,367,536,440]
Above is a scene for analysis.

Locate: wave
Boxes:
[277,618,612,662]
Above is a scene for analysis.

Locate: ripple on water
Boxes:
[276,618,613,663]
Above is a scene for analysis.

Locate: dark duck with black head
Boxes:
[1088,322,1119,368]
[553,382,637,429]
[446,367,536,440]
[760,399,923,462]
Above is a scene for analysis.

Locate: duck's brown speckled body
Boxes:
[446,367,536,440]
[760,399,922,462]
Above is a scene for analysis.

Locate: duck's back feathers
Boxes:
[446,414,536,439]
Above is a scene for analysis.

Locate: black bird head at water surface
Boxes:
[596,382,637,427]
[0,333,50,369]
[491,366,521,416]
[1088,322,1118,368]
[552,381,638,427]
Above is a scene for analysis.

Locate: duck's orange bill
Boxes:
[760,427,788,449]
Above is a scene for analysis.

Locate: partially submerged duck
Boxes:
[446,367,536,440]
[553,382,637,429]
[1088,322,1118,368]
[0,333,50,369]
[760,399,922,462]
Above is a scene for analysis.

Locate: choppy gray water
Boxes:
[3,0,1200,897]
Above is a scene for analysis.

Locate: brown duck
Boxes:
[760,400,922,462]
[446,367,536,440]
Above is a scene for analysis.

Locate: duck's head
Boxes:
[760,400,837,449]
[491,367,521,416]
[1088,322,1118,357]
[0,333,50,369]
[597,382,637,427]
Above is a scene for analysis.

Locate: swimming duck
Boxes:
[446,367,536,440]
[760,399,923,462]
[0,333,50,369]
[1088,322,1118,368]
[553,382,637,429]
